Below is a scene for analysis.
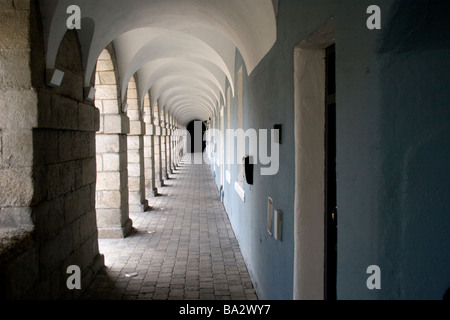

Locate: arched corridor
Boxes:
[82,154,257,300]
[1,0,449,302]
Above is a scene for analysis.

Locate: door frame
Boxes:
[293,18,335,300]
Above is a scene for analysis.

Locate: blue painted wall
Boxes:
[216,0,337,300]
[336,0,450,300]
[212,0,450,300]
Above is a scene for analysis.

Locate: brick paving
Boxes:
[82,154,258,300]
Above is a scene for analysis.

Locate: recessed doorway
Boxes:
[187,120,207,153]
[293,18,335,300]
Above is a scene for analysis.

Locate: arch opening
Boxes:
[187,120,207,153]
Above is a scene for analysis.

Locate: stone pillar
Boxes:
[96,133,131,238]
[167,116,173,175]
[153,104,163,189]
[173,127,179,167]
[170,125,175,170]
[173,121,184,167]
[95,48,132,239]
[126,79,149,212]
[160,117,167,181]
[143,95,157,199]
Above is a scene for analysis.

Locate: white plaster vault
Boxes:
[39,0,278,126]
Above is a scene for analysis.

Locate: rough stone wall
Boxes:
[0,0,38,299]
[0,1,103,299]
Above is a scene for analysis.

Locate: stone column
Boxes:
[173,121,183,167]
[96,133,131,238]
[153,104,163,190]
[95,48,132,239]
[143,95,157,199]
[160,116,167,182]
[167,116,174,175]
[126,79,148,212]
[173,127,180,167]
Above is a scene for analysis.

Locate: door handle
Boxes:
[331,207,337,225]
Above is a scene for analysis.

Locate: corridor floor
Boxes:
[82,154,258,300]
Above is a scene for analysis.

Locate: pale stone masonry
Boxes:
[160,111,168,183]
[95,47,133,239]
[153,104,163,190]
[126,77,149,213]
[161,134,167,182]
[166,116,174,176]
[143,95,157,199]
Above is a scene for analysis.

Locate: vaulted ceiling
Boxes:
[39,0,278,126]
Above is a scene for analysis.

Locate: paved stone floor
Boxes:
[82,154,258,300]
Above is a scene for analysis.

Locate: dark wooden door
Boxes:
[325,44,337,301]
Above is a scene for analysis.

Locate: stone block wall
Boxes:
[0,1,37,299]
[0,1,103,299]
[32,24,103,300]
[0,0,36,221]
